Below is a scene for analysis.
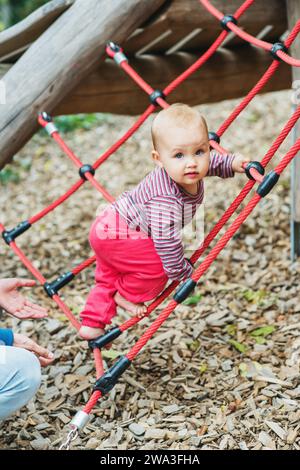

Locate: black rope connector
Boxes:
[245,161,265,181]
[256,170,280,197]
[2,220,31,245]
[79,164,95,180]
[89,327,122,350]
[221,14,237,32]
[43,271,75,297]
[270,42,288,61]
[208,131,220,144]
[94,356,131,395]
[185,258,194,268]
[149,90,166,105]
[173,278,197,304]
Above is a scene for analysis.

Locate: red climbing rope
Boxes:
[72,256,96,276]
[29,180,84,225]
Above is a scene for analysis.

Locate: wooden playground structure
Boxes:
[0,0,299,255]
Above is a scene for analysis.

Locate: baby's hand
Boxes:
[232,153,250,173]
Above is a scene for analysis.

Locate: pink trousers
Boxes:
[80,206,168,328]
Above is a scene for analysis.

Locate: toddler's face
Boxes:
[152,119,210,193]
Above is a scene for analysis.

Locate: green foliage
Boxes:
[183,292,202,306]
[246,111,261,123]
[0,154,32,185]
[0,0,49,28]
[53,114,111,133]
[101,349,122,360]
[250,325,276,338]
[250,325,276,344]
[0,165,20,184]
[186,339,201,352]
[240,288,277,311]
[199,363,207,374]
[226,324,237,337]
[239,362,248,377]
[228,339,247,354]
[242,288,267,304]
[224,323,276,352]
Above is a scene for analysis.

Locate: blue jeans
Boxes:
[0,346,41,420]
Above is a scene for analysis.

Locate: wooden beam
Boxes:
[286,0,300,259]
[124,0,287,54]
[0,0,75,62]
[0,0,288,61]
[0,0,167,169]
[53,45,291,115]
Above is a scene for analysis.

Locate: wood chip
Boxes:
[265,420,287,441]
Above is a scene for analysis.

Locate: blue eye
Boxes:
[196,149,204,156]
[174,152,183,159]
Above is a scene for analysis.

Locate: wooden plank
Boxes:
[286,0,300,259]
[53,45,291,115]
[0,0,167,169]
[135,23,280,55]
[162,23,285,55]
[0,0,75,61]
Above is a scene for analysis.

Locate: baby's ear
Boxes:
[152,150,163,168]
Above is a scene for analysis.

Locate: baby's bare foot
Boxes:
[79,325,105,340]
[114,291,147,318]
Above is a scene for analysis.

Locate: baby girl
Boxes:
[79,103,249,340]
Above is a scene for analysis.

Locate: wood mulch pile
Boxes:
[0,90,299,450]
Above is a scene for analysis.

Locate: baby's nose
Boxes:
[187,157,197,166]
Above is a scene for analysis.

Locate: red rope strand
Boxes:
[200,0,300,67]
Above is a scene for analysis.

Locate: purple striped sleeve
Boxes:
[207,151,235,178]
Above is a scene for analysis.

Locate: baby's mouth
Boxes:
[184,171,199,176]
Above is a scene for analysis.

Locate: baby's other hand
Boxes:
[232,153,250,173]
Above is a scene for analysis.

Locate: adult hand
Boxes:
[13,333,54,367]
[0,278,48,319]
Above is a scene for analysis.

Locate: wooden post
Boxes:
[287,1,300,260]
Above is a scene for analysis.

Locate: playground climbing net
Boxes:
[1,0,300,449]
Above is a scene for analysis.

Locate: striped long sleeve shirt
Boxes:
[113,151,235,281]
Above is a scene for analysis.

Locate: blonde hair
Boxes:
[151,103,208,151]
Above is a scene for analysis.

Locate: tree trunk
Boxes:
[0,0,75,62]
[0,0,166,168]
